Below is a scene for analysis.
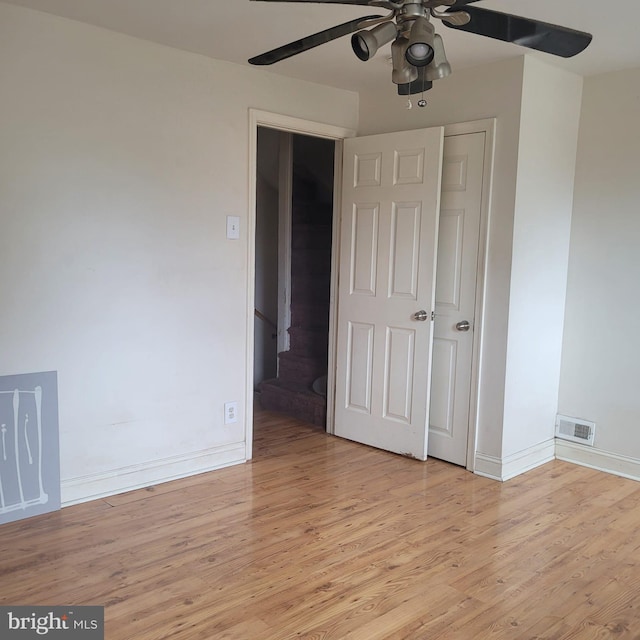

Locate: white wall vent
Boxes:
[555,414,596,446]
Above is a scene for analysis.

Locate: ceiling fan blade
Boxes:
[250,0,376,5]
[443,6,592,58]
[249,15,382,65]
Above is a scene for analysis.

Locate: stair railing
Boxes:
[255,309,277,339]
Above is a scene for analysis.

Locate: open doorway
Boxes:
[254,126,336,429]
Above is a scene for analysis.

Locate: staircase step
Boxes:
[278,351,326,388]
[291,248,332,276]
[259,379,326,426]
[290,302,329,329]
[288,327,328,357]
[291,275,331,303]
[292,202,333,226]
[291,223,332,250]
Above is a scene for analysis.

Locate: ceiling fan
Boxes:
[248,0,593,97]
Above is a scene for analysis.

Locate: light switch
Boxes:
[226,216,240,240]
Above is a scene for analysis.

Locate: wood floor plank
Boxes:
[1,405,639,638]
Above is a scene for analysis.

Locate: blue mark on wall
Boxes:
[0,371,60,525]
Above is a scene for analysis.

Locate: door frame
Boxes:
[441,118,495,472]
[246,109,355,458]
[246,111,494,473]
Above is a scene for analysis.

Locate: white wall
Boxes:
[558,67,640,468]
[0,2,358,503]
[502,58,583,459]
[359,57,525,460]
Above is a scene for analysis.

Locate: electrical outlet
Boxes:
[224,401,238,424]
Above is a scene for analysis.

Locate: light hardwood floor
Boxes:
[2,408,640,639]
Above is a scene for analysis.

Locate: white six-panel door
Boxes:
[334,128,444,460]
[428,131,485,465]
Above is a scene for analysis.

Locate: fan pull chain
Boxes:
[418,68,427,108]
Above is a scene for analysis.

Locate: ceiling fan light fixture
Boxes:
[405,17,435,67]
[247,1,593,99]
[391,36,418,86]
[351,21,398,62]
[425,34,451,81]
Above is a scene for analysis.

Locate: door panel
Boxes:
[435,209,465,309]
[345,321,374,413]
[389,202,421,298]
[430,338,457,433]
[428,131,486,465]
[383,326,415,423]
[350,204,379,296]
[334,128,444,460]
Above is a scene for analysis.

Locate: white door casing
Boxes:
[246,110,356,460]
[428,131,486,466]
[334,127,444,460]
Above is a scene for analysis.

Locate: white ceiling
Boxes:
[3,0,640,95]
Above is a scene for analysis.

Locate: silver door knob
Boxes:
[456,320,471,332]
[413,310,429,322]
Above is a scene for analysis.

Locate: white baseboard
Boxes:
[475,438,640,483]
[473,453,502,481]
[61,442,246,506]
[555,440,640,482]
[60,437,640,506]
[474,438,556,482]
